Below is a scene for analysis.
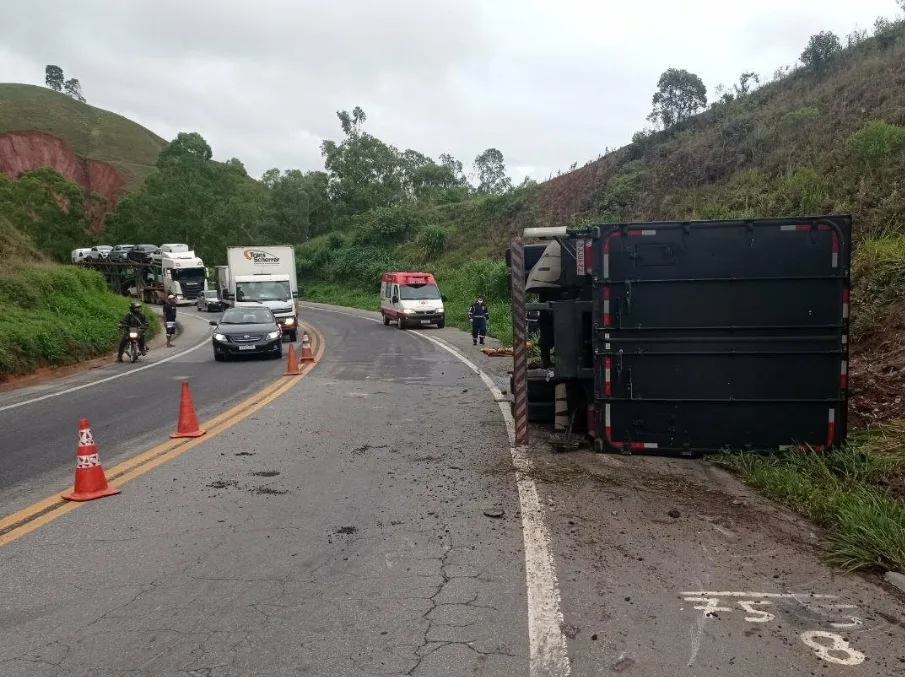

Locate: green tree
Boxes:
[320,107,406,215]
[801,31,841,75]
[472,148,512,194]
[262,169,334,242]
[733,71,760,97]
[63,78,85,102]
[157,131,213,168]
[105,132,268,263]
[647,68,708,128]
[44,65,64,92]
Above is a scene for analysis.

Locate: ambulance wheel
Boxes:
[383,313,390,326]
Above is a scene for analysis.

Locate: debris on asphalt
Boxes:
[668,509,681,518]
[336,526,357,535]
[252,487,288,495]
[483,508,505,518]
[207,480,238,489]
[252,470,280,477]
[235,452,255,456]
[613,657,635,672]
[560,622,580,639]
[353,443,388,454]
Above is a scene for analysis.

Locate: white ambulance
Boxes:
[380,272,446,330]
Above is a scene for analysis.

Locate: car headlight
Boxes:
[283,317,295,325]
[402,308,415,314]
[213,333,227,342]
[266,331,280,340]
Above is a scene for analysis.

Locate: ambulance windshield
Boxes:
[399,283,441,300]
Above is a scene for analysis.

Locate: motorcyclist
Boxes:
[117,301,148,362]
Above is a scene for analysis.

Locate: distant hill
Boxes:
[0,83,167,202]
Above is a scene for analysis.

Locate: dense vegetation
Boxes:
[0,217,151,380]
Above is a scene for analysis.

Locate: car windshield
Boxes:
[235,280,292,302]
[204,291,219,299]
[220,308,273,324]
[399,283,441,300]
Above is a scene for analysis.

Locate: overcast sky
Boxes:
[0,1,900,183]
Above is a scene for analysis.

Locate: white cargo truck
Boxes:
[221,246,299,341]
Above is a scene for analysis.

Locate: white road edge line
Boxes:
[301,304,571,677]
[0,312,213,414]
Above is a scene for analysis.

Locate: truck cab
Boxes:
[380,272,446,330]
[161,251,206,305]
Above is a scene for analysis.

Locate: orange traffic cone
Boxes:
[299,332,315,363]
[61,419,121,502]
[285,343,301,376]
[171,381,206,438]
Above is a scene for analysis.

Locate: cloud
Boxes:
[0,0,900,183]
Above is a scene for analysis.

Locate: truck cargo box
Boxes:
[592,216,851,454]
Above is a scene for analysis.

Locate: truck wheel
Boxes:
[397,318,407,330]
[436,319,445,329]
[288,331,297,342]
[383,313,390,326]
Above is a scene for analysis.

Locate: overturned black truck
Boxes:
[507,216,852,456]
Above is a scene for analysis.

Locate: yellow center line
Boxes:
[0,323,326,548]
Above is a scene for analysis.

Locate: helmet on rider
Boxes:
[129,301,142,312]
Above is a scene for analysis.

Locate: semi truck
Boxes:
[218,246,299,342]
[507,215,852,456]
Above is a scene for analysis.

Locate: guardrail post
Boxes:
[510,235,528,447]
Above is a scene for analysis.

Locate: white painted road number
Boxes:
[681,591,866,667]
[800,630,866,666]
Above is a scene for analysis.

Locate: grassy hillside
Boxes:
[0,83,167,190]
[0,217,155,380]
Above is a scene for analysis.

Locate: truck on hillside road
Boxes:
[217,246,300,342]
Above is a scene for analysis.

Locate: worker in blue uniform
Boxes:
[468,296,489,346]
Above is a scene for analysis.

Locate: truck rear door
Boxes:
[593,216,851,454]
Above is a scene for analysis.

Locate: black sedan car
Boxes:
[210,306,283,361]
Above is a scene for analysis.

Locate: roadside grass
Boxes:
[714,426,905,573]
[0,262,158,380]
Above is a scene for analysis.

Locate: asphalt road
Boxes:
[0,305,528,676]
[0,303,902,676]
[0,307,295,514]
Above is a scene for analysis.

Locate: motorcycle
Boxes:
[119,323,147,363]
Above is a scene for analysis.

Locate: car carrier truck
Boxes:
[506,215,852,455]
[217,246,299,342]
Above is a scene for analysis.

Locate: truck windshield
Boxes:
[235,280,292,302]
[399,283,441,300]
[172,268,205,281]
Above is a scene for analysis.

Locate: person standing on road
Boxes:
[163,294,177,348]
[468,296,489,346]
